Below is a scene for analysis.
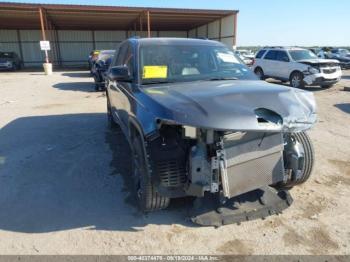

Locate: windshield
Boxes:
[139,44,257,84]
[289,50,317,61]
[98,53,114,61]
[0,52,14,58]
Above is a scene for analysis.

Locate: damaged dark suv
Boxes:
[106,38,317,226]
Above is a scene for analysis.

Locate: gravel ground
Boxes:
[0,69,349,255]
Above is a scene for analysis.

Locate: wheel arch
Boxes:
[289,70,304,81]
[128,117,148,154]
[254,66,263,73]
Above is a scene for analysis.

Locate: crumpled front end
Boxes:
[278,88,317,132]
[139,81,316,224]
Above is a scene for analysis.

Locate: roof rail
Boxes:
[262,46,285,49]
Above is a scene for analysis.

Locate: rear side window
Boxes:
[264,50,278,60]
[256,50,266,59]
[276,51,289,62]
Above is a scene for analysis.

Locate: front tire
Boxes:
[290,71,305,88]
[132,134,170,212]
[277,132,315,189]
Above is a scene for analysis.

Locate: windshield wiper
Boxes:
[207,77,239,81]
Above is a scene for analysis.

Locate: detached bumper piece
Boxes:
[190,186,293,227]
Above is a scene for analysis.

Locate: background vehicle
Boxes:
[0,52,22,71]
[106,38,316,225]
[91,50,115,91]
[236,49,255,59]
[252,47,342,88]
[234,49,254,66]
[327,48,350,69]
[330,48,350,59]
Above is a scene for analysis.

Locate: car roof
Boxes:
[259,47,307,51]
[128,37,225,47]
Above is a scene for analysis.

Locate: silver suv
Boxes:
[252,47,342,88]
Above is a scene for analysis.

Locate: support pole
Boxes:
[139,15,143,35]
[54,27,62,67]
[44,9,54,64]
[147,10,151,38]
[39,7,49,63]
[92,30,96,50]
[233,13,238,47]
[218,18,222,42]
[16,30,24,64]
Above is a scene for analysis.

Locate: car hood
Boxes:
[140,80,317,132]
[298,58,339,65]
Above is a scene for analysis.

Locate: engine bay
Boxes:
[146,124,305,200]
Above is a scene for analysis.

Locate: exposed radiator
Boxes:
[221,132,285,198]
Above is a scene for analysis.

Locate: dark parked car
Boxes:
[0,52,22,71]
[330,48,350,59]
[91,50,115,91]
[329,48,350,69]
[106,38,317,226]
[317,48,350,69]
[333,56,350,69]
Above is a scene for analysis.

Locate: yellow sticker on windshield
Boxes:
[143,65,168,79]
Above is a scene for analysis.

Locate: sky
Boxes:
[2,0,350,46]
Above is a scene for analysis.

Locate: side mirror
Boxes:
[108,65,132,82]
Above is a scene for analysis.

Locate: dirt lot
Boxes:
[0,69,349,255]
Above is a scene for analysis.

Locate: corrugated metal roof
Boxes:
[0,2,238,30]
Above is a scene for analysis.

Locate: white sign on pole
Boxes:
[40,41,50,51]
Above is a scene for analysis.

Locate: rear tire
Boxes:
[277,132,315,189]
[132,134,170,212]
[254,67,265,80]
[289,71,305,88]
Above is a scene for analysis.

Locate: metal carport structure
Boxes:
[0,2,238,67]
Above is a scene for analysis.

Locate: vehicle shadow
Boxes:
[266,79,332,92]
[62,72,91,78]
[334,103,350,114]
[0,113,193,233]
[52,82,95,92]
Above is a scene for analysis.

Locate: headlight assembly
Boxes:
[308,66,320,74]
